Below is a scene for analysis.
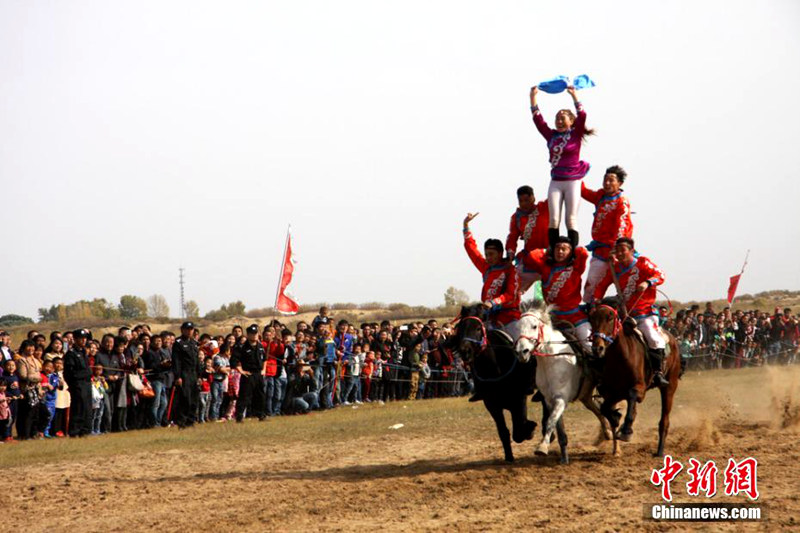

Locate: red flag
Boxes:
[275,229,299,315]
[727,274,741,304]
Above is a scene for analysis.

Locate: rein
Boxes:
[515,312,561,358]
[592,304,622,344]
[457,315,489,348]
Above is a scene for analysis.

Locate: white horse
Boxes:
[515,305,612,464]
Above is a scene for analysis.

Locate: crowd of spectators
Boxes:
[0,306,473,442]
[2,302,798,443]
[661,303,800,369]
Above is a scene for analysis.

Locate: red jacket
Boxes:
[261,341,285,377]
[464,229,521,325]
[594,255,665,318]
[581,183,633,260]
[505,200,550,256]
[521,247,589,325]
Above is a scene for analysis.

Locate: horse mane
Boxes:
[599,296,621,310]
[520,299,552,326]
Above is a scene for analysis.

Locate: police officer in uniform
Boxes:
[63,328,93,437]
[172,321,201,428]
[230,324,267,422]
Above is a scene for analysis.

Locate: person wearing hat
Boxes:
[63,329,93,437]
[593,237,669,387]
[172,322,202,428]
[520,238,592,352]
[230,324,267,422]
[463,212,521,327]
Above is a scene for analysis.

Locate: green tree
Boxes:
[184,300,200,319]
[444,286,470,307]
[147,294,170,318]
[119,295,148,319]
[0,314,34,327]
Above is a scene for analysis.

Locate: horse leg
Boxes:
[618,388,639,442]
[510,394,537,443]
[536,396,565,456]
[555,416,569,465]
[486,402,514,463]
[578,380,613,443]
[540,401,551,441]
[656,379,676,457]
[600,398,622,457]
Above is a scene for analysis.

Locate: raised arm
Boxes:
[567,86,586,132]
[505,213,520,257]
[530,86,552,140]
[580,181,603,204]
[463,213,488,273]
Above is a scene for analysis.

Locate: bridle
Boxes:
[457,315,488,348]
[514,311,552,358]
[592,304,621,344]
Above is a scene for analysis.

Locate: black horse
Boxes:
[452,304,537,462]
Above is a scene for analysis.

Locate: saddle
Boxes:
[552,320,601,383]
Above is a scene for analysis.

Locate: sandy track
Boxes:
[3,365,799,531]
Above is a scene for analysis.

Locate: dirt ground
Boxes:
[2,365,799,532]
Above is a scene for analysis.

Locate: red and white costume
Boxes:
[594,255,666,350]
[464,229,521,326]
[505,201,550,256]
[521,246,591,350]
[581,183,634,303]
[506,201,551,294]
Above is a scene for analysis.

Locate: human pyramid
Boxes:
[462,76,670,388]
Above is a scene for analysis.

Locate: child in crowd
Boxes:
[40,359,60,437]
[418,354,431,400]
[371,353,385,404]
[91,364,108,435]
[0,381,13,442]
[360,352,374,403]
[1,359,21,441]
[52,358,69,437]
[197,358,213,423]
[224,367,240,421]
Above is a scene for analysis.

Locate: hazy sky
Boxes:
[2,1,799,320]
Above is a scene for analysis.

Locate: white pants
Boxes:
[582,257,609,303]
[636,315,666,350]
[548,179,582,231]
[575,321,592,352]
[516,264,541,294]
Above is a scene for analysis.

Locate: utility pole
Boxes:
[179,267,186,318]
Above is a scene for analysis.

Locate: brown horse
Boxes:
[589,301,680,457]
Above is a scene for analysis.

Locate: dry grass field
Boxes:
[1,365,799,531]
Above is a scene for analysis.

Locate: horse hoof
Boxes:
[560,456,569,465]
[617,430,632,442]
[505,456,515,463]
[535,443,549,456]
[604,431,614,441]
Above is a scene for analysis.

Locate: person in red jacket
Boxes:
[463,212,521,328]
[593,237,668,386]
[580,165,633,303]
[261,326,285,416]
[520,238,591,351]
[506,185,550,293]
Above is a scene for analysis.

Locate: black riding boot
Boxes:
[649,348,669,387]
[547,228,560,259]
[567,229,579,249]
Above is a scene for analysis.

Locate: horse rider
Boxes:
[463,212,522,403]
[505,185,550,293]
[593,237,669,387]
[463,212,521,329]
[580,165,634,304]
[519,237,592,353]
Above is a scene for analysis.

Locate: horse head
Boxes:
[515,300,551,362]
[453,304,489,360]
[588,297,622,358]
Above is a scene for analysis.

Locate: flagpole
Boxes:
[273,224,291,322]
[729,249,750,310]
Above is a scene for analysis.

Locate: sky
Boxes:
[1,1,799,320]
